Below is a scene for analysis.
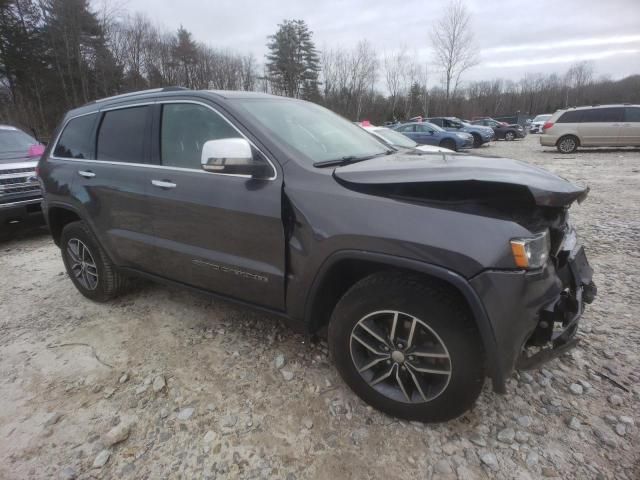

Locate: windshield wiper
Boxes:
[313,150,394,168]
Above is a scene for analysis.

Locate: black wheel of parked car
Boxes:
[440,139,457,151]
[328,272,486,423]
[471,133,482,148]
[60,221,128,302]
[504,131,516,141]
[556,135,578,154]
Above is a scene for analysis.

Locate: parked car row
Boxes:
[471,118,526,141]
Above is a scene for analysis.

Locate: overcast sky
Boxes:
[115,0,640,86]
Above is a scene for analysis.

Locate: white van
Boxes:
[540,105,640,153]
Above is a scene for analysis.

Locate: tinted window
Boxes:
[557,110,583,123]
[97,107,149,163]
[429,118,443,127]
[54,114,97,159]
[161,104,241,169]
[580,107,624,123]
[396,124,414,132]
[625,107,640,122]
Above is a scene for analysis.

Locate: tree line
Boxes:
[1,0,638,139]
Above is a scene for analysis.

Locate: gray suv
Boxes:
[38,88,597,422]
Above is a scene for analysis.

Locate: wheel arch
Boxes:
[303,250,505,392]
[556,133,581,146]
[47,204,82,246]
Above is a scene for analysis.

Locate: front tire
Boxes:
[328,272,485,423]
[60,221,128,302]
[556,135,578,153]
[471,133,482,148]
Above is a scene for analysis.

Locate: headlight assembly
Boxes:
[510,230,550,269]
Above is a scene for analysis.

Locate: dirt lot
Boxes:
[1,134,639,480]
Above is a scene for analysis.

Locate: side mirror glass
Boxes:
[201,138,271,178]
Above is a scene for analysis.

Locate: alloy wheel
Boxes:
[505,132,515,141]
[349,310,452,404]
[558,137,576,153]
[67,238,99,290]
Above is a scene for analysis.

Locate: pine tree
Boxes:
[265,19,320,99]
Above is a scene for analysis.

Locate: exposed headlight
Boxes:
[510,230,550,269]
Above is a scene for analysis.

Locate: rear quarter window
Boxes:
[54,114,98,159]
[556,110,583,123]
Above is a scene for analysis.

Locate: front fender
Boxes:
[301,250,506,393]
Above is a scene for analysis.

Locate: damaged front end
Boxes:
[516,224,597,370]
[333,151,598,388]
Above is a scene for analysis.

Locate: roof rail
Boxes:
[93,86,189,104]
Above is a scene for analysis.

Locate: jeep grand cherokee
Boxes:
[38,88,597,422]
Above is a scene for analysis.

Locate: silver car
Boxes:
[540,104,640,153]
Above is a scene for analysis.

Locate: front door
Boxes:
[146,101,286,310]
[620,107,640,146]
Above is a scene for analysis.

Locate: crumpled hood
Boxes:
[333,152,588,207]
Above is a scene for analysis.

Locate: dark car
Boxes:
[472,118,526,141]
[392,121,473,151]
[427,117,494,147]
[0,125,45,230]
[38,89,596,422]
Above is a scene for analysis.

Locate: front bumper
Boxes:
[470,243,596,391]
[0,197,44,226]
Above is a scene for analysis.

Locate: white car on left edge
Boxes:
[358,122,455,153]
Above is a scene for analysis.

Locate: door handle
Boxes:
[78,170,95,178]
[151,179,177,189]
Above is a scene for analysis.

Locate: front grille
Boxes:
[1,185,40,195]
[0,167,34,175]
[0,167,39,197]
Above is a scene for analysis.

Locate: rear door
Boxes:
[395,124,418,142]
[63,104,157,271]
[146,100,286,310]
[577,107,624,146]
[620,107,640,146]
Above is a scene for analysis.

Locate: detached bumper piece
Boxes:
[516,246,597,371]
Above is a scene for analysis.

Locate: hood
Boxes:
[333,152,588,207]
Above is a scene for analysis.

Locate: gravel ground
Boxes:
[0,134,639,479]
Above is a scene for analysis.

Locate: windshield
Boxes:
[372,128,417,148]
[235,99,388,164]
[0,127,37,153]
[533,114,551,122]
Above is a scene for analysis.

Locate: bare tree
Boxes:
[430,0,478,103]
[384,47,408,119]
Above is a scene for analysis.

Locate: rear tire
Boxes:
[505,131,516,141]
[60,221,128,302]
[328,272,485,422]
[556,135,578,153]
[440,139,457,151]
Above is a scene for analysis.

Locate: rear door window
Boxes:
[580,108,624,123]
[625,107,640,122]
[97,106,150,163]
[54,114,98,159]
[396,124,415,133]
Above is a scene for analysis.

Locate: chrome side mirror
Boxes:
[201,138,253,173]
